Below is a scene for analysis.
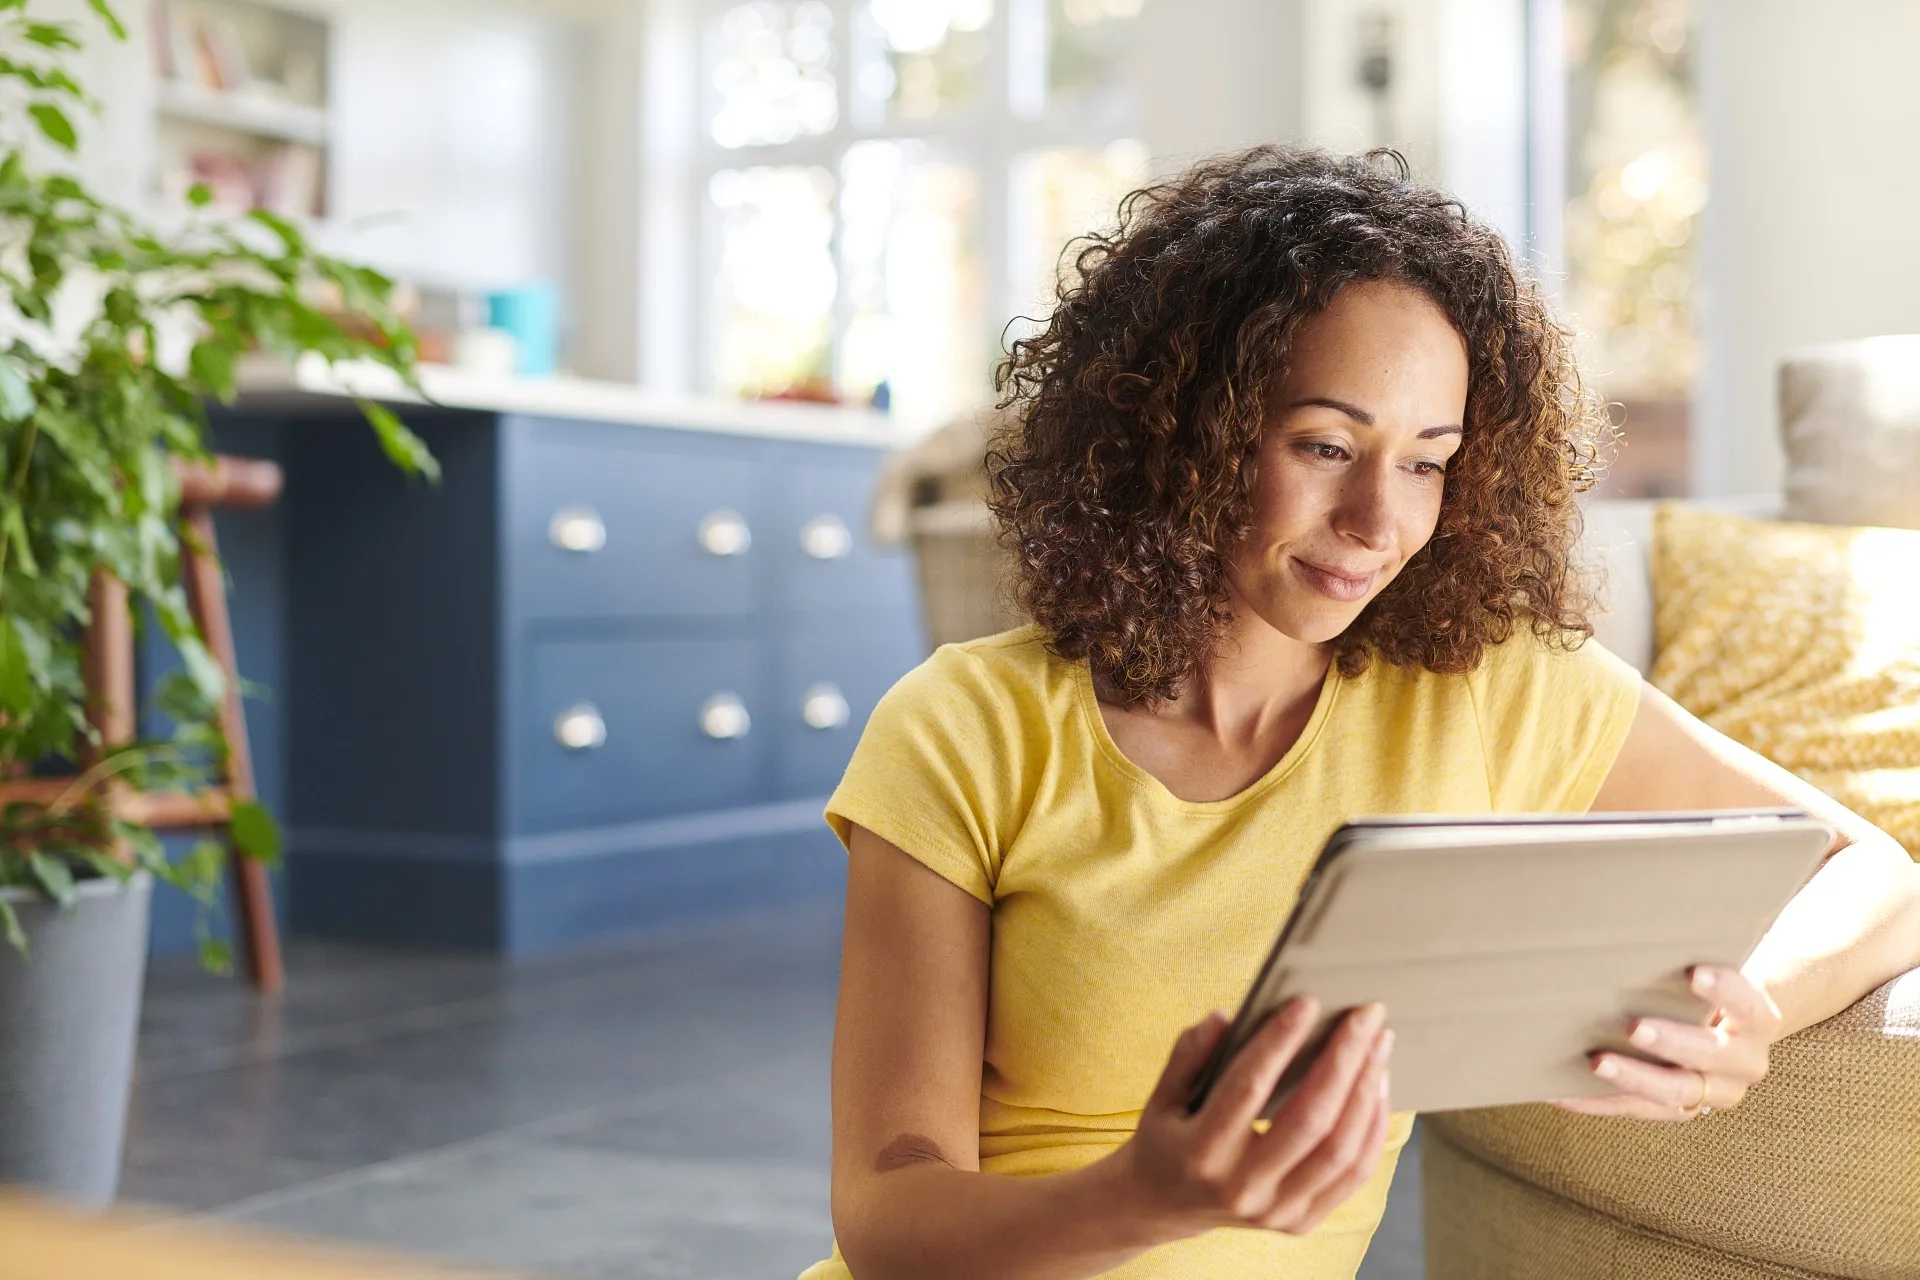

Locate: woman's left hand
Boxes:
[1550,965,1783,1123]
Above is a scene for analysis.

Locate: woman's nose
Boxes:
[1332,467,1396,551]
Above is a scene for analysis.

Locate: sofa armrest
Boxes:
[1425,967,1920,1277]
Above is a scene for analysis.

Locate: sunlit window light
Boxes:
[1007,139,1149,328]
[710,1,838,149]
[854,0,994,121]
[1562,0,1704,400]
[839,140,988,423]
[710,165,838,398]
[1047,0,1140,105]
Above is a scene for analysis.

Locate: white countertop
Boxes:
[236,355,927,449]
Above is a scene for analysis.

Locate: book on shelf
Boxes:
[256,143,323,218]
[152,1,255,93]
[199,14,253,93]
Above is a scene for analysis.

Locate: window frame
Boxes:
[688,0,1139,416]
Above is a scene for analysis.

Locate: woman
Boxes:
[801,147,1920,1280]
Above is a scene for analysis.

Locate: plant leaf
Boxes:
[188,339,236,401]
[85,0,127,41]
[197,932,233,974]
[26,853,77,909]
[152,669,217,726]
[0,898,25,957]
[228,798,281,866]
[27,102,76,151]
[246,208,306,255]
[0,355,35,420]
[0,613,31,712]
[174,838,226,906]
[1,502,36,576]
[180,638,227,705]
[355,398,439,482]
[79,848,132,883]
[185,181,213,208]
[22,22,80,50]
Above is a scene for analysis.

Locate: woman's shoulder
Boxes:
[1444,624,1646,811]
[887,623,1076,719]
[830,626,1067,896]
[1358,624,1642,742]
[1463,624,1643,694]
[1356,623,1626,697]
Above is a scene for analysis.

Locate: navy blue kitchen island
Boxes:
[213,371,926,954]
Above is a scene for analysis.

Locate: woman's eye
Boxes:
[1410,460,1447,478]
[1299,442,1349,462]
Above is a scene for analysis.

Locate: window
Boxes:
[693,0,1144,427]
[1559,0,1703,497]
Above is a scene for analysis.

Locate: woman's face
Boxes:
[1225,278,1470,645]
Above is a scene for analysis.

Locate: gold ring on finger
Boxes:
[1678,1069,1709,1116]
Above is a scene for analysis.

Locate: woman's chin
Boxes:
[1247,594,1370,646]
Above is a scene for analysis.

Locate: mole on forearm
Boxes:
[875,1132,956,1173]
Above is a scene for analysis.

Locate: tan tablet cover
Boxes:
[1224,813,1831,1115]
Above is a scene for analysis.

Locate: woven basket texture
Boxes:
[1423,1125,1845,1279]
[1424,970,1920,1279]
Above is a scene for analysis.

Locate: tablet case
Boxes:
[1187,810,1833,1116]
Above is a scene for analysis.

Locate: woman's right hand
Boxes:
[1112,998,1395,1238]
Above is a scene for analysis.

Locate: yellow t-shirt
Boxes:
[803,624,1642,1280]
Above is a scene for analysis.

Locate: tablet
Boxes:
[1184,809,1833,1116]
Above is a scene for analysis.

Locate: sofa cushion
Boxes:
[1780,335,1920,530]
[1650,504,1920,856]
[1577,495,1783,680]
[1423,1114,1855,1280]
[1425,968,1920,1279]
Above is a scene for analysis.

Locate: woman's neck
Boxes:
[1169,611,1332,744]
[1090,598,1329,778]
[1091,612,1332,803]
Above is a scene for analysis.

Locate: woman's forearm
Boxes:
[835,1149,1180,1280]
[1745,834,1920,1040]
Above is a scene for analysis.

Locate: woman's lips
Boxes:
[1292,557,1378,602]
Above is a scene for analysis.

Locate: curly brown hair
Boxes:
[988,144,1614,707]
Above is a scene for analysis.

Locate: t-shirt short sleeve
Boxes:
[825,640,1036,904]
[1469,630,1645,813]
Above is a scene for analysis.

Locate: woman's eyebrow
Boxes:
[1285,396,1464,438]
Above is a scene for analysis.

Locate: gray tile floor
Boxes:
[123,898,1423,1279]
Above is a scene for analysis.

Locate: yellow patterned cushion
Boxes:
[1651,503,1920,856]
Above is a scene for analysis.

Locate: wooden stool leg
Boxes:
[181,506,285,993]
[83,571,137,756]
[81,571,137,864]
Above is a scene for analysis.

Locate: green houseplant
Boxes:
[0,0,433,1205]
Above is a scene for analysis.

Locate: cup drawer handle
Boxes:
[699,692,752,740]
[801,682,850,730]
[554,702,607,751]
[549,506,606,553]
[699,509,752,556]
[800,514,852,560]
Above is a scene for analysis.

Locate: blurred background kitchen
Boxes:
[12,0,1919,1277]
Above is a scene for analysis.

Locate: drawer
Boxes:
[514,635,769,832]
[510,430,759,621]
[773,611,926,798]
[776,459,915,615]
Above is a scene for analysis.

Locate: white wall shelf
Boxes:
[156,80,330,146]
[151,0,333,219]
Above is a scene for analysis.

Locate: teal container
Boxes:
[488,283,561,377]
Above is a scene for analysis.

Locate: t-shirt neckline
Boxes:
[1071,652,1345,814]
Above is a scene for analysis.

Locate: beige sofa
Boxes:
[1424,339,1920,1279]
[1423,498,1920,1280]
[877,338,1920,1278]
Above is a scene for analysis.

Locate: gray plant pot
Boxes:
[0,871,151,1207]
